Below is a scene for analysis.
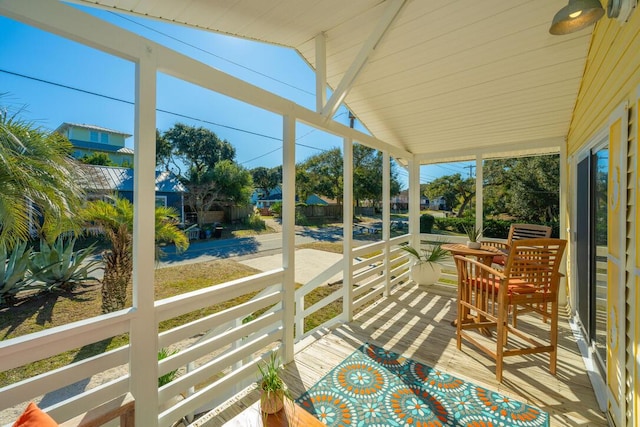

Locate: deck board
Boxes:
[202,282,607,426]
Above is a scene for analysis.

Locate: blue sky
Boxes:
[0,4,473,187]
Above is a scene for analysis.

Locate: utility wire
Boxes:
[1,68,334,152]
[109,12,315,97]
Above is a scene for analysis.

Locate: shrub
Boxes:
[270,202,282,217]
[419,214,435,233]
[295,208,309,226]
[247,212,266,231]
[0,242,34,305]
[29,237,100,292]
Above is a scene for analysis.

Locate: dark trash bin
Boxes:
[213,223,223,238]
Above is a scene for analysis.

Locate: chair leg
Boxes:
[496,302,508,382]
[549,301,559,375]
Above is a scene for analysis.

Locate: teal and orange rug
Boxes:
[296,343,549,426]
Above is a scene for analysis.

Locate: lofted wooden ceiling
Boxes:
[74,0,592,160]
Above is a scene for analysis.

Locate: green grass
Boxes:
[0,246,363,388]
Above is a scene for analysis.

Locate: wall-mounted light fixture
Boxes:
[549,0,605,35]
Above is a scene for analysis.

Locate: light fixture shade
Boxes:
[549,0,605,35]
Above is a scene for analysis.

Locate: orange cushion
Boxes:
[12,402,59,427]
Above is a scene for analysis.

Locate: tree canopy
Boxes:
[422,155,560,223]
[157,123,253,217]
[296,146,402,206]
[251,166,281,199]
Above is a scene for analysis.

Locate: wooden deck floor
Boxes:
[206,282,608,426]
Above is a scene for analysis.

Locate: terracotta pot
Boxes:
[410,262,442,286]
[260,390,284,414]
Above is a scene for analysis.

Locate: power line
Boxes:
[109,12,315,97]
[1,68,332,152]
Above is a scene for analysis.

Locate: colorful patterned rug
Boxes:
[296,343,549,426]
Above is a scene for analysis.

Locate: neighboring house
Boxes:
[428,196,448,211]
[251,186,328,208]
[79,164,186,222]
[56,122,134,167]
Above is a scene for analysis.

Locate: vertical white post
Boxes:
[131,45,158,427]
[342,138,354,321]
[475,155,483,232]
[408,157,420,249]
[383,151,391,296]
[315,33,327,114]
[282,115,296,363]
[558,143,568,305]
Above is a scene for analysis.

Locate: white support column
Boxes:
[315,33,327,114]
[342,138,354,322]
[559,143,568,305]
[408,157,420,249]
[383,151,391,296]
[282,115,296,363]
[131,45,158,427]
[475,155,483,232]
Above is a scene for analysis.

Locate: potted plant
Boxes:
[463,224,483,249]
[258,351,292,415]
[399,241,449,286]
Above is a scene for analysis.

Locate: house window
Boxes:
[90,131,99,142]
[155,196,167,208]
[101,133,109,144]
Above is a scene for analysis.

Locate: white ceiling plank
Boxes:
[320,0,406,119]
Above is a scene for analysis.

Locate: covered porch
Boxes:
[212,283,606,426]
[1,0,638,426]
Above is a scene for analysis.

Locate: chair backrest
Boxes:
[503,238,566,293]
[507,223,552,245]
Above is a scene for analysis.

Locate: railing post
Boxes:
[408,156,420,249]
[383,151,391,296]
[131,44,159,426]
[282,114,296,363]
[342,137,354,321]
[475,154,483,233]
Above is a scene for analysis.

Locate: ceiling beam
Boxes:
[321,0,406,119]
[315,33,327,114]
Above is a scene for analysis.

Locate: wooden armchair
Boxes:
[482,223,552,266]
[453,238,566,382]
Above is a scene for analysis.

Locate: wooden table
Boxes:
[441,243,503,266]
[223,400,324,427]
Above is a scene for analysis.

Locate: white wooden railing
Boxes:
[0,231,474,426]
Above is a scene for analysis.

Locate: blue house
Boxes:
[80,164,186,222]
[56,122,134,167]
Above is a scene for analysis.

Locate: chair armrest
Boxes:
[453,255,506,279]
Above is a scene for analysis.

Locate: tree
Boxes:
[155,128,173,171]
[423,173,475,217]
[297,148,343,204]
[210,160,253,204]
[484,155,559,223]
[353,144,401,207]
[251,166,281,199]
[82,197,189,313]
[163,123,235,176]
[81,152,114,166]
[0,109,84,247]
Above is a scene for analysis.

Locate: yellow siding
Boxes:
[567,5,640,426]
[568,9,640,155]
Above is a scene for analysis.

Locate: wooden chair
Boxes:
[482,223,552,266]
[59,393,135,427]
[453,238,566,382]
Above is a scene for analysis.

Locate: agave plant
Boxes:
[0,242,34,304]
[29,237,100,291]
